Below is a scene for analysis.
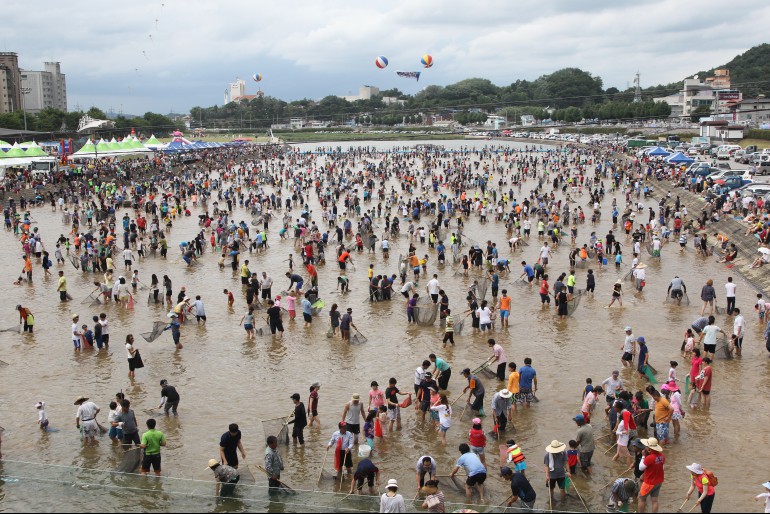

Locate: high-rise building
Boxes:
[21,62,68,114]
[0,52,22,114]
[225,78,246,103]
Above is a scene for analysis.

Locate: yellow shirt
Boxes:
[507,371,520,394]
[57,276,67,292]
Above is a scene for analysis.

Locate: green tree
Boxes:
[691,105,711,123]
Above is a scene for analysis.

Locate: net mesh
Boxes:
[255,324,273,337]
[645,241,654,256]
[566,289,584,316]
[0,325,19,333]
[311,300,325,316]
[453,316,467,336]
[664,291,691,305]
[69,254,80,270]
[413,302,438,326]
[475,277,490,301]
[116,448,142,473]
[350,331,368,344]
[140,321,168,342]
[81,292,101,305]
[261,416,290,445]
[714,333,731,359]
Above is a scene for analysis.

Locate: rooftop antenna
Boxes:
[633,71,642,103]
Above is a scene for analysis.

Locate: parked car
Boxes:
[716,145,742,160]
[713,176,752,194]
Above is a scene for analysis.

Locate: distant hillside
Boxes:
[696,43,770,97]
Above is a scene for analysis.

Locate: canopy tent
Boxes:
[666,152,694,165]
[162,140,197,153]
[2,143,27,159]
[0,140,11,149]
[23,142,48,157]
[144,135,163,148]
[646,146,671,157]
[71,137,152,159]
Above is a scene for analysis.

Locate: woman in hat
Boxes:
[685,463,716,513]
[637,437,665,513]
[420,480,445,513]
[379,479,405,513]
[608,280,623,308]
[543,440,570,503]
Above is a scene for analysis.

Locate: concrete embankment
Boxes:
[652,183,770,297]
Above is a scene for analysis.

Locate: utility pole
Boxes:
[633,72,642,104]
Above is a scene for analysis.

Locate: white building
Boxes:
[654,70,741,118]
[340,85,380,102]
[289,118,306,129]
[520,115,536,127]
[225,78,247,104]
[484,115,507,130]
[20,62,67,114]
[735,97,770,126]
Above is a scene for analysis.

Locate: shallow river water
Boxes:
[0,140,767,512]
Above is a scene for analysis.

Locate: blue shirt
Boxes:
[456,452,487,477]
[523,265,534,278]
[301,299,313,315]
[434,357,450,372]
[519,365,536,389]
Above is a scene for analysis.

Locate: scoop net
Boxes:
[140,321,168,342]
[350,330,368,344]
[261,415,291,445]
[413,302,438,326]
[476,277,490,301]
[453,316,467,336]
[116,448,142,473]
[566,289,584,316]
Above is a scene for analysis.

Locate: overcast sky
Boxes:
[5,0,770,115]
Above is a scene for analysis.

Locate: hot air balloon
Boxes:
[252,73,262,82]
[375,56,388,69]
[421,54,433,68]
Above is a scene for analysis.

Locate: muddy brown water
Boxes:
[0,140,766,512]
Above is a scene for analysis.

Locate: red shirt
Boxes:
[642,452,665,485]
[701,366,712,392]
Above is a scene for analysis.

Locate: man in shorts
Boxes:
[698,316,726,360]
[498,290,511,328]
[543,440,569,502]
[451,443,487,502]
[415,455,437,489]
[385,378,405,431]
[140,418,166,476]
[349,446,379,495]
[621,326,636,369]
[637,437,665,513]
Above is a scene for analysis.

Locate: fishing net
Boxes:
[81,291,101,306]
[413,302,439,326]
[472,357,494,375]
[474,277,490,301]
[513,277,529,288]
[664,290,691,305]
[623,269,635,282]
[261,416,290,445]
[326,327,335,338]
[714,333,731,359]
[255,324,273,337]
[140,321,168,342]
[237,464,256,485]
[350,330,368,344]
[452,245,461,263]
[566,289,584,316]
[644,241,654,256]
[453,316,467,336]
[0,359,8,366]
[68,254,80,270]
[0,325,20,333]
[116,448,142,473]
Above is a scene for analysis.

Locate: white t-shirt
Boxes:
[431,404,452,428]
[733,315,745,337]
[623,334,636,353]
[38,404,47,424]
[427,279,440,295]
[702,325,721,346]
[126,343,134,359]
[72,323,80,341]
[123,249,133,261]
[615,419,629,446]
[582,393,596,413]
[100,319,109,335]
[477,307,492,325]
[539,246,551,259]
[725,282,737,298]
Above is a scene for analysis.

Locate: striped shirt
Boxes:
[444,315,454,333]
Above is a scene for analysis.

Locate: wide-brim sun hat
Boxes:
[499,389,512,399]
[686,463,704,475]
[74,396,89,405]
[387,478,399,489]
[546,440,566,453]
[207,459,219,469]
[641,437,663,452]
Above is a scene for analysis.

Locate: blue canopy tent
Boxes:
[666,152,694,165]
[646,146,671,157]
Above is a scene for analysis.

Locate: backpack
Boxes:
[703,470,718,487]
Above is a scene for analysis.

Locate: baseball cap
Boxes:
[290,393,300,401]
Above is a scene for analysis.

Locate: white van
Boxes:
[716,145,741,160]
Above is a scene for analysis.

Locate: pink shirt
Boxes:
[285,296,296,311]
[493,344,507,364]
[369,389,385,409]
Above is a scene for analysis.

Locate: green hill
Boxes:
[696,43,770,97]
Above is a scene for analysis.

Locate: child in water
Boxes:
[36,401,49,430]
